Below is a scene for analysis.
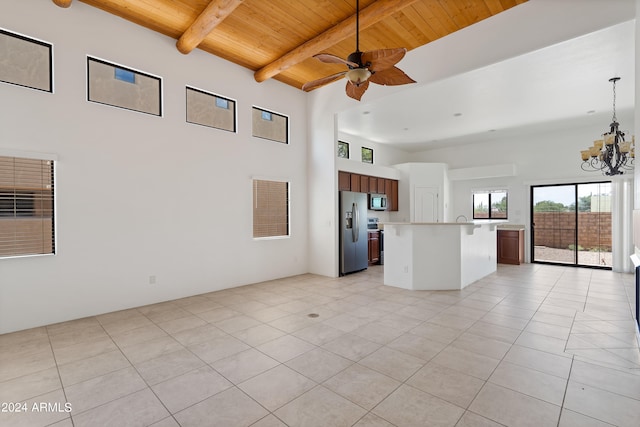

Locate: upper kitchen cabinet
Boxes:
[369,177,377,193]
[360,175,369,193]
[386,179,398,211]
[338,171,399,211]
[350,173,360,192]
[338,171,351,191]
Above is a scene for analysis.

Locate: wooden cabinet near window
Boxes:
[369,177,377,193]
[360,175,369,193]
[497,229,524,265]
[350,173,360,192]
[368,230,380,265]
[338,171,351,191]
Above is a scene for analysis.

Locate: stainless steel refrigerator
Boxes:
[339,191,368,275]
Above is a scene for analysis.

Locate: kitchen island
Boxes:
[383,221,504,290]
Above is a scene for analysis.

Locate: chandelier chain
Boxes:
[611,78,617,122]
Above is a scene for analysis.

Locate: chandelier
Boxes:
[581,77,635,176]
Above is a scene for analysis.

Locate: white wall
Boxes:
[0,1,308,333]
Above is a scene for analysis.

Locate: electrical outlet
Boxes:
[403,265,409,273]
[149,275,156,285]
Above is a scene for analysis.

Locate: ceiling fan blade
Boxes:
[313,53,359,68]
[369,66,416,86]
[361,48,407,72]
[302,71,347,92]
[345,80,369,101]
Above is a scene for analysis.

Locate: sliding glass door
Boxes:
[531,182,611,268]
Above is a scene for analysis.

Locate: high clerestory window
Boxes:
[252,107,288,144]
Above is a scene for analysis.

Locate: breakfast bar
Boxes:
[383,221,504,290]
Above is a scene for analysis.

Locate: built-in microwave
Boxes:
[369,194,387,210]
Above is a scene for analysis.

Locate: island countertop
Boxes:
[383,221,499,291]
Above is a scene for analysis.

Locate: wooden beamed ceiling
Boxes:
[54,0,528,90]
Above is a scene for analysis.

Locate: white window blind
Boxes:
[253,180,289,238]
[0,156,55,257]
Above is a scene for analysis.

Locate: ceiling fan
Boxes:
[302,0,415,101]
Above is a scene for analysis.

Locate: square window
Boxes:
[338,141,349,159]
[361,147,373,164]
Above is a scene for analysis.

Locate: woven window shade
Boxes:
[253,180,289,238]
[0,156,55,257]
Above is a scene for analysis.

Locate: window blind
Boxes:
[253,180,289,238]
[0,156,55,257]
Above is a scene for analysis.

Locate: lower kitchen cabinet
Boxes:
[368,230,380,265]
[497,229,524,265]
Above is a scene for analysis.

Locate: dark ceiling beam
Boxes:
[177,0,245,55]
[52,0,73,7]
[254,0,420,83]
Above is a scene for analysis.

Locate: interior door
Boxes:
[414,187,438,222]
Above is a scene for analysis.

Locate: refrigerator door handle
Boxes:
[353,202,359,242]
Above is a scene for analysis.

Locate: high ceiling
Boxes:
[53,0,527,90]
[338,18,636,151]
[52,0,635,153]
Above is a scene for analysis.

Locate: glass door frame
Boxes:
[530,181,612,270]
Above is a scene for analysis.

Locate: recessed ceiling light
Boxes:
[362,111,370,115]
[403,127,409,131]
[587,110,596,114]
[489,129,496,132]
[453,113,462,117]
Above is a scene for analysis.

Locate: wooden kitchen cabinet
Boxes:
[338,172,398,212]
[385,179,399,211]
[497,229,524,265]
[338,171,351,191]
[390,180,398,211]
[368,230,380,265]
[360,175,369,193]
[369,177,377,193]
[350,173,360,192]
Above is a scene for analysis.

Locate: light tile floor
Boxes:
[1,263,639,427]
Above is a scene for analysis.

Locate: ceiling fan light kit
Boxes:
[581,77,635,176]
[346,68,371,86]
[302,0,415,100]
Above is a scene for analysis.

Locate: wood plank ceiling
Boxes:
[52,0,528,90]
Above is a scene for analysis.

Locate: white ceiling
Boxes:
[337,19,635,152]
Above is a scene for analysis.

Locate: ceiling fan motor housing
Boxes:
[347,51,365,68]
